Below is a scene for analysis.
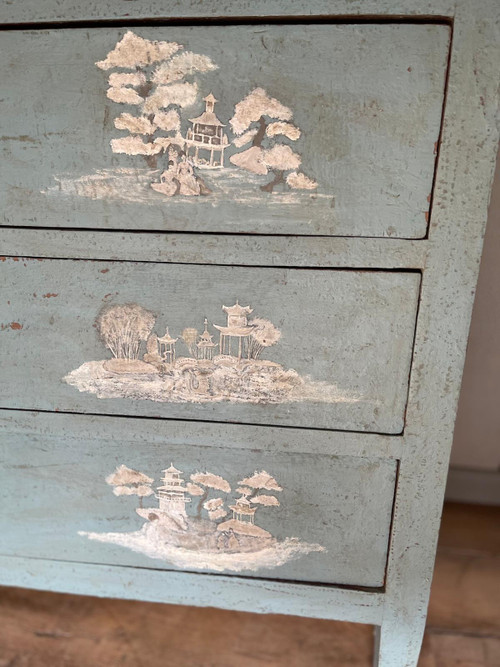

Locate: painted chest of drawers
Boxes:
[0,2,498,665]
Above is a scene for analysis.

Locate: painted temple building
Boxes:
[157,327,177,364]
[214,302,254,360]
[156,464,191,516]
[184,93,229,168]
[196,317,218,361]
[137,462,275,542]
[218,494,272,539]
[229,495,256,524]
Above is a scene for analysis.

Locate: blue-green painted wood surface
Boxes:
[0,24,448,237]
[0,2,499,666]
[0,409,397,587]
[0,553,385,625]
[0,257,420,433]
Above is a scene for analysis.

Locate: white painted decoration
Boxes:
[81,463,326,572]
[64,301,360,405]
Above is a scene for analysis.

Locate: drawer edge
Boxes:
[0,229,429,270]
[0,554,385,624]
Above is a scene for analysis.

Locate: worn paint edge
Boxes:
[0,0,462,24]
[0,554,384,624]
[0,229,428,269]
[0,408,403,459]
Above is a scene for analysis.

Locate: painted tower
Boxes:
[196,317,218,361]
[157,327,177,364]
[156,464,191,516]
[184,93,228,168]
[229,495,257,524]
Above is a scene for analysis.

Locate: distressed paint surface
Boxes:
[0,258,420,433]
[0,23,449,236]
[0,410,397,587]
[0,0,461,22]
[64,300,361,406]
[0,228,429,268]
[0,555,385,625]
[81,463,325,573]
[0,2,498,666]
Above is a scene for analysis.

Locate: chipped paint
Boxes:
[1,322,23,330]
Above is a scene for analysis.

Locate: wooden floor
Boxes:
[0,503,498,666]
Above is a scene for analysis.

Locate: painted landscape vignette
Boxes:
[64,300,360,405]
[46,31,332,215]
[81,462,326,573]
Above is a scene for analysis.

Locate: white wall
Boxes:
[447,149,500,503]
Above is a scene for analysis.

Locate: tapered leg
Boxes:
[373,619,426,667]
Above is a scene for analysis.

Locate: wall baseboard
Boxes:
[445,467,500,506]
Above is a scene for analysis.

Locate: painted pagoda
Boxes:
[218,494,272,539]
[214,302,254,360]
[156,464,191,516]
[184,93,229,168]
[157,327,177,364]
[197,317,218,361]
[229,494,256,524]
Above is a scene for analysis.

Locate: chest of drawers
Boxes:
[0,2,498,665]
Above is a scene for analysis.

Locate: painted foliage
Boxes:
[47,31,323,208]
[81,462,325,572]
[64,300,359,405]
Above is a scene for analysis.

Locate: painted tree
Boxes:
[97,303,156,360]
[189,471,231,519]
[96,31,217,168]
[186,482,205,498]
[180,327,199,358]
[106,464,154,508]
[229,88,318,193]
[247,318,282,359]
[203,497,228,521]
[144,332,161,363]
[238,470,283,508]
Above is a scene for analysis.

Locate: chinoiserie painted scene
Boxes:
[82,463,325,572]
[0,24,450,235]
[1,408,399,586]
[57,31,319,203]
[0,258,421,433]
[46,29,326,220]
[64,300,359,405]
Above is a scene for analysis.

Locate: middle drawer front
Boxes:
[0,258,420,434]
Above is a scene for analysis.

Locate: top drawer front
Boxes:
[0,23,449,237]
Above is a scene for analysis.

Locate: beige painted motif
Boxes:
[45,31,325,206]
[64,301,359,405]
[80,463,325,572]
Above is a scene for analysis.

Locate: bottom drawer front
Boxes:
[1,412,397,588]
